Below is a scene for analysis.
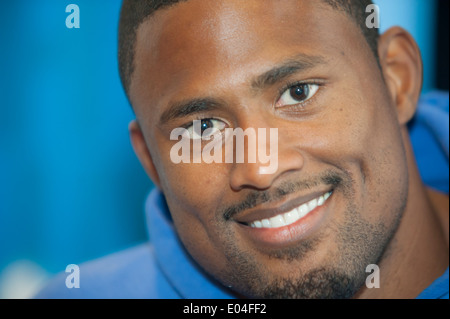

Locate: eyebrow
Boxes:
[159,97,224,126]
[158,53,327,125]
[251,53,327,90]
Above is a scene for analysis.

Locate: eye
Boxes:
[186,119,227,140]
[276,83,319,108]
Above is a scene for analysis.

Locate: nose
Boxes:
[228,121,304,191]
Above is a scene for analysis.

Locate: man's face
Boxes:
[130,0,409,298]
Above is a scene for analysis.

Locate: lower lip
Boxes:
[236,193,333,248]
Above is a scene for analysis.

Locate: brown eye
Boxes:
[289,84,309,101]
[276,83,319,108]
[186,119,227,140]
[199,119,213,134]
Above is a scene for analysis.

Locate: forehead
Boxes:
[130,0,368,119]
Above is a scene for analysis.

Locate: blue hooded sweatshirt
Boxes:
[36,91,449,299]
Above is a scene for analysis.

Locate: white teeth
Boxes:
[308,198,318,212]
[248,191,332,229]
[317,195,325,206]
[269,215,286,228]
[284,208,300,224]
[262,219,271,228]
[298,203,309,218]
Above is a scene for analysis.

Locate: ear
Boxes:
[377,26,423,125]
[129,120,162,189]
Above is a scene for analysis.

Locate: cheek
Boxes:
[287,91,408,219]
[161,168,235,284]
[153,149,234,269]
[158,157,229,214]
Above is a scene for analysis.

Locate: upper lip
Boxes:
[232,188,333,225]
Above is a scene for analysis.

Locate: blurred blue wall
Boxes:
[376,0,438,92]
[0,0,441,291]
[0,0,153,277]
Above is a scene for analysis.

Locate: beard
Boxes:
[214,169,406,299]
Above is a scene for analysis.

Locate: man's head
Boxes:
[120,0,423,298]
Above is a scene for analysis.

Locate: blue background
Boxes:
[0,0,443,297]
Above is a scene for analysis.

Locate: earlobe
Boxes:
[377,26,423,125]
[129,120,162,189]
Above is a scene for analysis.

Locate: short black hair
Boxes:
[118,0,379,101]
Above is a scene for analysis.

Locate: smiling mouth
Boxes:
[247,191,332,229]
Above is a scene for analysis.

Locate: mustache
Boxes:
[222,170,343,221]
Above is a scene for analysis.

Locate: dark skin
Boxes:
[127,0,448,298]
